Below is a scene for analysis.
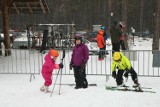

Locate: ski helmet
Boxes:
[101,26,106,31]
[49,49,59,58]
[113,52,121,61]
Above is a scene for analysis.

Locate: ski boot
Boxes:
[74,86,82,89]
[117,83,128,90]
[74,83,83,89]
[133,80,142,91]
[40,85,50,93]
[82,80,88,89]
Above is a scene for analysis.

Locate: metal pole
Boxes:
[133,33,134,45]
[50,50,65,96]
[50,69,61,97]
[58,68,63,95]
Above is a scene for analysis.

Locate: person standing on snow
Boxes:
[131,27,135,44]
[97,28,106,61]
[40,49,63,93]
[100,26,109,55]
[110,20,122,54]
[70,36,89,89]
[101,26,108,42]
[112,52,140,88]
[119,22,126,50]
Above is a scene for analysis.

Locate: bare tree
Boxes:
[152,0,160,50]
[0,35,2,55]
[1,0,11,56]
[121,0,129,50]
[108,0,112,30]
[140,0,144,37]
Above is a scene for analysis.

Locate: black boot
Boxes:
[82,80,88,89]
[74,83,82,89]
[133,79,140,87]
[74,86,82,89]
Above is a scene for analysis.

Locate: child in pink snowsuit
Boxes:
[40,49,63,92]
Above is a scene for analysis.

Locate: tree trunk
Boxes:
[140,0,144,37]
[1,0,11,56]
[0,40,2,55]
[152,0,160,50]
[108,0,112,30]
[121,0,129,50]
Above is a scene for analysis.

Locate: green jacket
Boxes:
[112,52,131,72]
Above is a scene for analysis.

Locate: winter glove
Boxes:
[112,71,117,79]
[70,63,74,70]
[59,63,63,68]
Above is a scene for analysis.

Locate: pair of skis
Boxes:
[105,85,156,93]
[40,84,156,94]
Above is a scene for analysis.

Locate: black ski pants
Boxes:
[73,66,88,88]
[120,40,126,50]
[99,47,105,59]
[116,67,138,85]
[112,43,120,55]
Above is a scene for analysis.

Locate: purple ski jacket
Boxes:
[71,43,89,66]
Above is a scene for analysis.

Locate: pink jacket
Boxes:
[41,53,60,86]
[42,53,59,74]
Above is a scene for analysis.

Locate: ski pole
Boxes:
[58,64,63,95]
[50,68,61,97]
[50,50,65,97]
[58,50,65,95]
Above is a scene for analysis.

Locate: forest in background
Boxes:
[0,0,156,33]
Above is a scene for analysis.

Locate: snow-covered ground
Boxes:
[0,36,160,107]
[128,36,153,50]
[0,75,160,107]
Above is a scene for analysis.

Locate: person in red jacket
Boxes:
[97,29,106,60]
[40,49,63,93]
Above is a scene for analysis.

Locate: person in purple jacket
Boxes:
[70,36,89,89]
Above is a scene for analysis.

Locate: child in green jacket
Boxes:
[112,52,140,87]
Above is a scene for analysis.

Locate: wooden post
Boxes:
[121,0,129,50]
[1,0,11,56]
[152,0,160,50]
